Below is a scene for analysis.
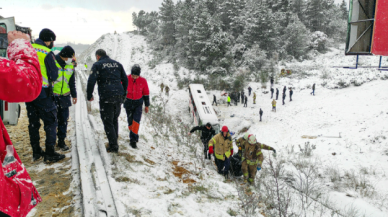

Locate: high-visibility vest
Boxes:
[32,44,51,87]
[53,62,74,96]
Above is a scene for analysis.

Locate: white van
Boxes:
[0,16,26,126]
[188,84,220,133]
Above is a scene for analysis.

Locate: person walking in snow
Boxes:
[27,28,65,163]
[53,46,77,151]
[241,135,276,184]
[259,108,263,122]
[227,95,231,107]
[160,83,164,92]
[87,49,128,152]
[283,86,287,95]
[270,77,274,86]
[237,92,241,103]
[124,64,150,149]
[253,92,256,104]
[241,90,244,103]
[244,95,248,107]
[276,88,279,100]
[189,123,216,160]
[289,88,293,101]
[282,92,286,105]
[0,30,43,217]
[270,87,274,99]
[248,86,252,96]
[165,85,170,96]
[212,94,217,106]
[311,83,315,96]
[209,126,234,179]
[272,99,276,112]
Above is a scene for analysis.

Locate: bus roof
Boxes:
[189,84,219,125]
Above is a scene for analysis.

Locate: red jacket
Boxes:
[126,75,149,101]
[0,39,42,217]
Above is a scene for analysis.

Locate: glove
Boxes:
[209,146,214,154]
[257,166,261,171]
[231,149,234,156]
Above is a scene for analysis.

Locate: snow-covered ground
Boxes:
[76,33,388,216]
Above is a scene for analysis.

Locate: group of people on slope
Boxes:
[189,123,276,183]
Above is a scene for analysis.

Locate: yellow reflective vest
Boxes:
[53,62,74,96]
[209,133,233,161]
[32,43,51,87]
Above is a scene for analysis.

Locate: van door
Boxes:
[0,17,20,126]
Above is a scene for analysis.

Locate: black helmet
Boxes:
[131,64,141,76]
[39,28,56,41]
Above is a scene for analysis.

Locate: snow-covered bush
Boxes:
[309,31,328,52]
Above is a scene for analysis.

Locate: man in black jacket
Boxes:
[270,87,274,99]
[189,122,215,159]
[212,94,217,106]
[259,108,263,122]
[87,49,128,152]
[276,88,279,100]
[289,88,293,101]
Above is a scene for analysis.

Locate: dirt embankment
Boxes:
[5,105,79,217]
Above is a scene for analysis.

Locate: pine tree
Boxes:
[291,0,306,22]
[282,15,309,59]
[159,0,176,45]
[340,0,348,20]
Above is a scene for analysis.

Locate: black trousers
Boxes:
[212,99,217,106]
[201,139,211,159]
[99,101,121,148]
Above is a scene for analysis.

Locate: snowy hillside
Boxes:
[76,33,388,217]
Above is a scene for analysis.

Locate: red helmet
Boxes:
[221,126,229,132]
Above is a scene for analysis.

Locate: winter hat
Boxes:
[59,46,75,58]
[131,64,141,76]
[243,132,249,140]
[248,135,256,145]
[221,126,228,132]
[39,28,56,41]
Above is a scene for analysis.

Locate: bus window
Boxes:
[197,90,201,93]
[202,102,206,105]
[0,23,7,57]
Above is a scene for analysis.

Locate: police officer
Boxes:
[27,28,65,163]
[53,46,77,151]
[87,49,128,153]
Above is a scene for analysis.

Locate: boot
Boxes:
[130,141,137,149]
[58,139,69,151]
[106,145,118,153]
[32,146,45,161]
[44,145,65,163]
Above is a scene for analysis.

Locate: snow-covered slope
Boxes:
[76,33,388,217]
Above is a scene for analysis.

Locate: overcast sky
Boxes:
[0,0,345,44]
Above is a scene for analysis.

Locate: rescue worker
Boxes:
[160,83,165,92]
[53,46,77,151]
[124,64,150,149]
[289,88,293,101]
[236,133,250,158]
[209,126,233,179]
[27,28,65,163]
[241,135,276,184]
[84,63,87,70]
[282,92,286,105]
[0,30,42,217]
[227,95,231,106]
[212,94,217,106]
[276,88,279,100]
[248,86,252,96]
[311,83,315,96]
[189,123,215,159]
[253,92,256,104]
[259,108,263,121]
[244,95,248,107]
[272,99,276,112]
[87,49,128,153]
[165,85,170,96]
